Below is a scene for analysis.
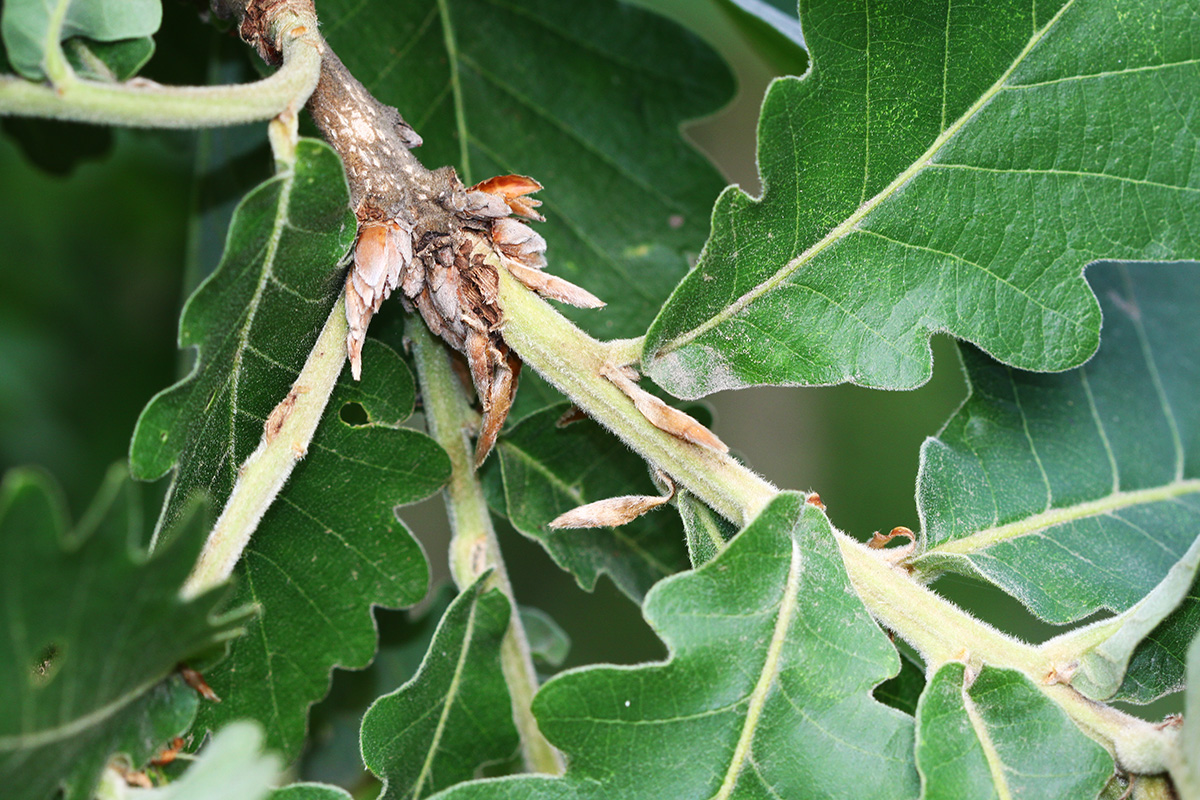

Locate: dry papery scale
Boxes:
[230,0,725,479]
[308,64,732,471]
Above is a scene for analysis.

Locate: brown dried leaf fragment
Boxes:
[502,257,605,309]
[550,471,676,529]
[179,664,220,703]
[470,174,545,221]
[346,220,412,379]
[602,365,728,453]
[867,526,915,549]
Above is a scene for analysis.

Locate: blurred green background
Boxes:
[2,0,1163,750]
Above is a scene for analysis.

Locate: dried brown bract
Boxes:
[602,365,728,454]
[342,173,603,465]
[549,471,676,529]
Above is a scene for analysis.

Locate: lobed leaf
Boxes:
[430,493,917,800]
[195,339,449,759]
[130,138,356,538]
[0,465,248,800]
[912,262,1200,702]
[484,403,687,601]
[644,0,1200,398]
[361,577,518,799]
[2,0,161,79]
[318,0,732,341]
[914,663,1112,799]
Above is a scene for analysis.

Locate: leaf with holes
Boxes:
[361,577,518,799]
[483,403,687,601]
[915,663,1111,799]
[644,0,1200,398]
[430,493,917,800]
[0,465,248,800]
[195,339,449,759]
[130,138,356,539]
[911,262,1200,703]
[318,0,731,341]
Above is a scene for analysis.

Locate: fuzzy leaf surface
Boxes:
[486,404,687,601]
[0,466,247,800]
[361,578,518,799]
[645,0,1200,398]
[130,138,356,537]
[318,0,731,340]
[2,0,160,78]
[431,493,917,800]
[914,663,1111,799]
[913,262,1200,702]
[196,339,449,759]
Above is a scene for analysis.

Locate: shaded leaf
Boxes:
[362,577,518,799]
[717,0,807,74]
[486,403,687,601]
[677,489,735,567]
[519,606,570,669]
[874,648,926,717]
[915,663,1112,799]
[431,493,917,800]
[2,0,161,79]
[644,0,1200,398]
[64,35,155,81]
[137,722,281,800]
[911,262,1200,702]
[319,0,731,340]
[196,339,449,759]
[0,465,247,800]
[302,587,454,788]
[130,138,356,539]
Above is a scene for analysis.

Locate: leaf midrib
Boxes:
[915,478,1200,562]
[651,0,1078,360]
[711,534,802,799]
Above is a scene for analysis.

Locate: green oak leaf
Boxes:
[63,35,155,82]
[912,262,1200,703]
[2,0,161,79]
[136,723,282,800]
[318,0,731,340]
[677,488,736,567]
[130,138,356,539]
[303,587,454,788]
[519,605,569,669]
[915,663,1112,799]
[430,493,917,800]
[195,339,449,760]
[484,403,687,601]
[874,648,926,717]
[361,577,518,799]
[0,465,248,800]
[644,0,1200,398]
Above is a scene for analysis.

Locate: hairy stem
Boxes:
[499,266,1177,773]
[497,269,777,526]
[0,7,321,128]
[184,295,347,597]
[409,322,565,775]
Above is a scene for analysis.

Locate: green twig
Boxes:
[409,321,565,776]
[496,268,777,526]
[0,8,321,128]
[497,268,1179,775]
[183,295,347,597]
